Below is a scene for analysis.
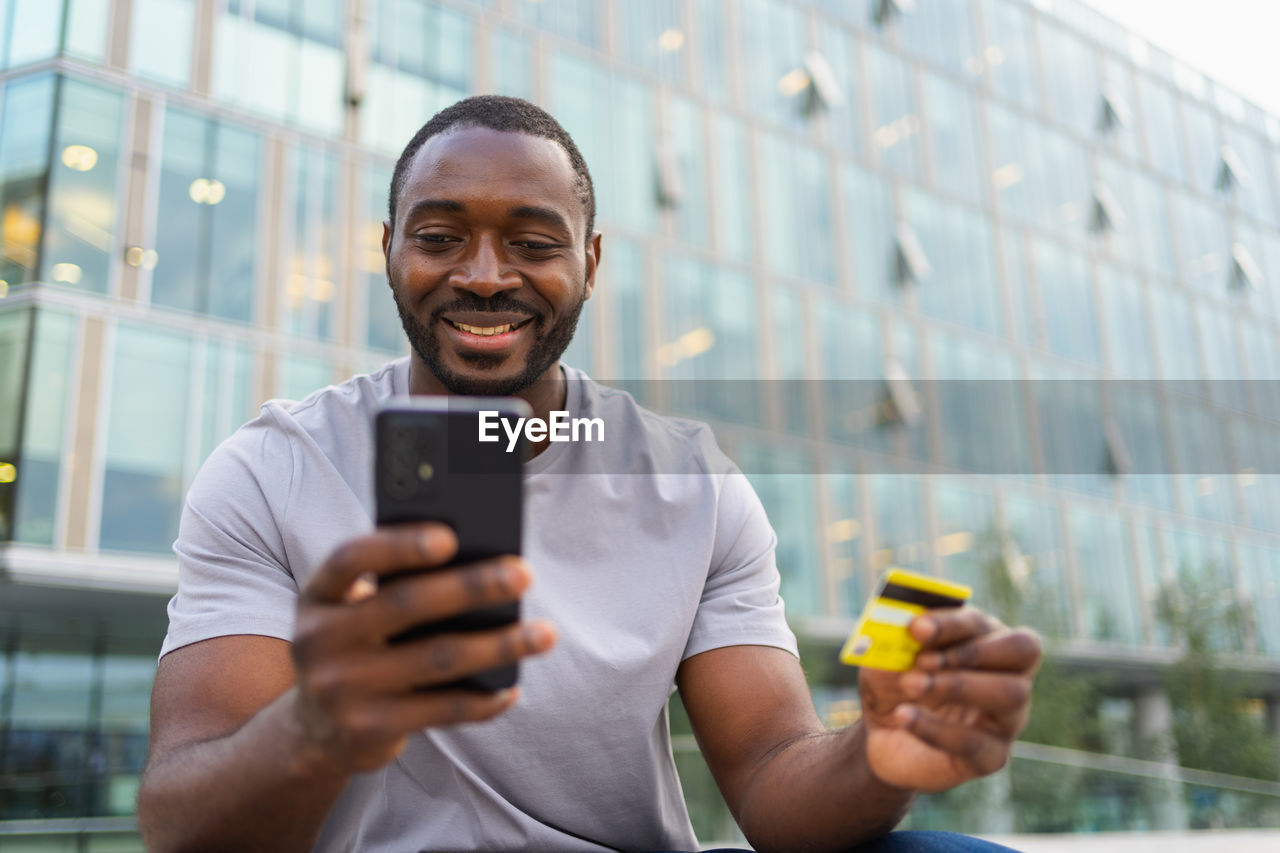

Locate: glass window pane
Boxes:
[1033,240,1100,366]
[129,0,195,88]
[619,0,685,85]
[6,639,95,819]
[905,189,1001,335]
[1071,505,1142,645]
[759,134,835,286]
[283,145,338,340]
[737,0,808,129]
[516,0,599,50]
[933,481,996,598]
[979,0,1039,110]
[870,474,927,573]
[899,0,980,77]
[692,0,729,102]
[99,653,155,817]
[14,309,75,545]
[1182,101,1221,195]
[151,109,205,313]
[100,325,192,553]
[363,162,400,353]
[865,40,922,180]
[739,444,819,618]
[664,94,709,249]
[824,472,863,617]
[0,306,30,540]
[923,72,984,204]
[1003,491,1072,639]
[815,22,862,157]
[1136,75,1188,183]
[1098,264,1155,378]
[1171,190,1228,295]
[0,74,55,288]
[603,236,645,380]
[198,338,255,462]
[64,0,110,62]
[1039,21,1099,137]
[277,351,332,401]
[490,27,532,101]
[42,78,125,295]
[1149,284,1201,380]
[710,114,752,264]
[8,0,63,66]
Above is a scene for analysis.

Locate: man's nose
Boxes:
[449,237,521,298]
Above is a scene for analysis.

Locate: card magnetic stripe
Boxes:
[879,582,966,610]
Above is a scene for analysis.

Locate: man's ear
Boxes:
[583,231,602,300]
[382,219,393,285]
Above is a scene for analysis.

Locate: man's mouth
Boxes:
[445,318,531,337]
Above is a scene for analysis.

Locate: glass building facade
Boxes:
[1,0,1279,846]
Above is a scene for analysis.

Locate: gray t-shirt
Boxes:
[163,357,798,852]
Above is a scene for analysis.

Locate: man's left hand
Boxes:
[858,608,1042,793]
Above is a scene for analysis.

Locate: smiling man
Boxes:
[138,96,1040,853]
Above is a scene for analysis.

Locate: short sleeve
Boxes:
[159,415,300,657]
[682,465,799,661]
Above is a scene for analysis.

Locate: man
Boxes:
[138,96,1040,852]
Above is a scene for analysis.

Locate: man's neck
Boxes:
[406,357,567,457]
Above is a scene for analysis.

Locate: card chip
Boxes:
[839,568,972,672]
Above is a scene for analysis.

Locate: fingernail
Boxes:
[913,616,938,642]
[901,671,930,699]
[343,572,377,603]
[917,651,942,670]
[894,704,919,726]
[524,622,555,648]
[496,687,520,705]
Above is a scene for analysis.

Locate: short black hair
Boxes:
[387,95,596,241]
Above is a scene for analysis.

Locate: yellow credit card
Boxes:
[839,569,973,672]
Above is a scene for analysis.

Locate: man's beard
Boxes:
[393,282,585,396]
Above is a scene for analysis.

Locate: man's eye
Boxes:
[515,241,559,252]
[414,234,456,245]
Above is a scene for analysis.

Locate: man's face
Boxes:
[383,126,599,396]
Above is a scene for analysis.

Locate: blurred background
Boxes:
[1,0,1279,849]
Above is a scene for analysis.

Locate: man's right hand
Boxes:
[291,522,557,774]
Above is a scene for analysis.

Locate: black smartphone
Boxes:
[374,396,531,692]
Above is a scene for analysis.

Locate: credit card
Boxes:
[839,568,972,672]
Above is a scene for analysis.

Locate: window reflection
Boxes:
[736,0,808,129]
[1039,21,1100,138]
[152,109,261,323]
[1033,239,1100,366]
[216,0,345,135]
[42,78,125,295]
[824,472,863,617]
[14,310,76,545]
[898,0,980,77]
[923,72,984,204]
[0,75,55,289]
[870,474,927,573]
[283,146,340,341]
[363,162,401,354]
[489,27,533,101]
[600,236,645,381]
[1003,491,1072,639]
[979,0,1040,109]
[865,41,922,180]
[1071,504,1143,645]
[130,0,195,88]
[710,114,753,263]
[276,351,333,402]
[759,134,835,285]
[7,0,62,66]
[0,306,30,541]
[619,0,685,85]
[662,94,709,249]
[516,0,600,49]
[100,325,191,553]
[739,442,821,618]
[904,189,1001,334]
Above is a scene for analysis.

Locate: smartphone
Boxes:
[839,568,972,672]
[375,396,532,692]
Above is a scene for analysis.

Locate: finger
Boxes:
[304,524,459,603]
[915,627,1043,674]
[348,556,532,642]
[899,670,1031,716]
[909,607,1000,649]
[367,686,523,734]
[356,621,557,691]
[893,704,1011,778]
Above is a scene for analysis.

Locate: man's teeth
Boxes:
[450,320,519,336]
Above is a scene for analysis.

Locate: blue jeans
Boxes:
[663,831,1022,852]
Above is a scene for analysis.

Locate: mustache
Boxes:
[432,292,542,321]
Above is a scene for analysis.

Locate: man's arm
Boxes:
[137,524,555,853]
[676,609,1040,853]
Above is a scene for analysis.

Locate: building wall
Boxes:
[1,0,1279,843]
